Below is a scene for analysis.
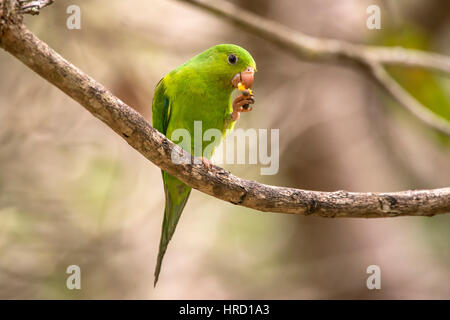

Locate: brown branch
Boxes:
[0,1,449,218]
[177,0,450,136]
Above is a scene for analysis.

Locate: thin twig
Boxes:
[0,8,448,217]
[18,0,53,15]
[177,0,450,136]
[369,62,450,135]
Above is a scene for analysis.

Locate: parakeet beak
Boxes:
[232,67,255,89]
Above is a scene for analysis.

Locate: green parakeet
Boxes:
[152,44,256,285]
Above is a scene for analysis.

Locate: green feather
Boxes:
[152,44,256,285]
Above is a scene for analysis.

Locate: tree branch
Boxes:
[177,0,450,136]
[0,1,449,218]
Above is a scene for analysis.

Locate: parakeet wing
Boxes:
[152,78,171,135]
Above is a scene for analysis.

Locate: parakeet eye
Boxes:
[227,54,238,65]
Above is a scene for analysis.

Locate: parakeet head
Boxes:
[190,44,256,91]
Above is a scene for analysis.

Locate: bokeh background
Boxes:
[0,0,449,299]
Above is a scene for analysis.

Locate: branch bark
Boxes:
[177,0,450,136]
[1,1,449,218]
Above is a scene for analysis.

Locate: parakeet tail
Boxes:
[154,171,192,286]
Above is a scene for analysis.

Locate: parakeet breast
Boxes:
[163,69,234,158]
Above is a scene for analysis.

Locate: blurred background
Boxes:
[0,0,449,299]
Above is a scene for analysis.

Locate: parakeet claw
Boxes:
[201,157,212,170]
[231,93,255,121]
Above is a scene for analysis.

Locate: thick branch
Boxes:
[177,0,450,136]
[0,3,449,218]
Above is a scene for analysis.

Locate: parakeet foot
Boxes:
[201,157,212,170]
[231,94,255,121]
